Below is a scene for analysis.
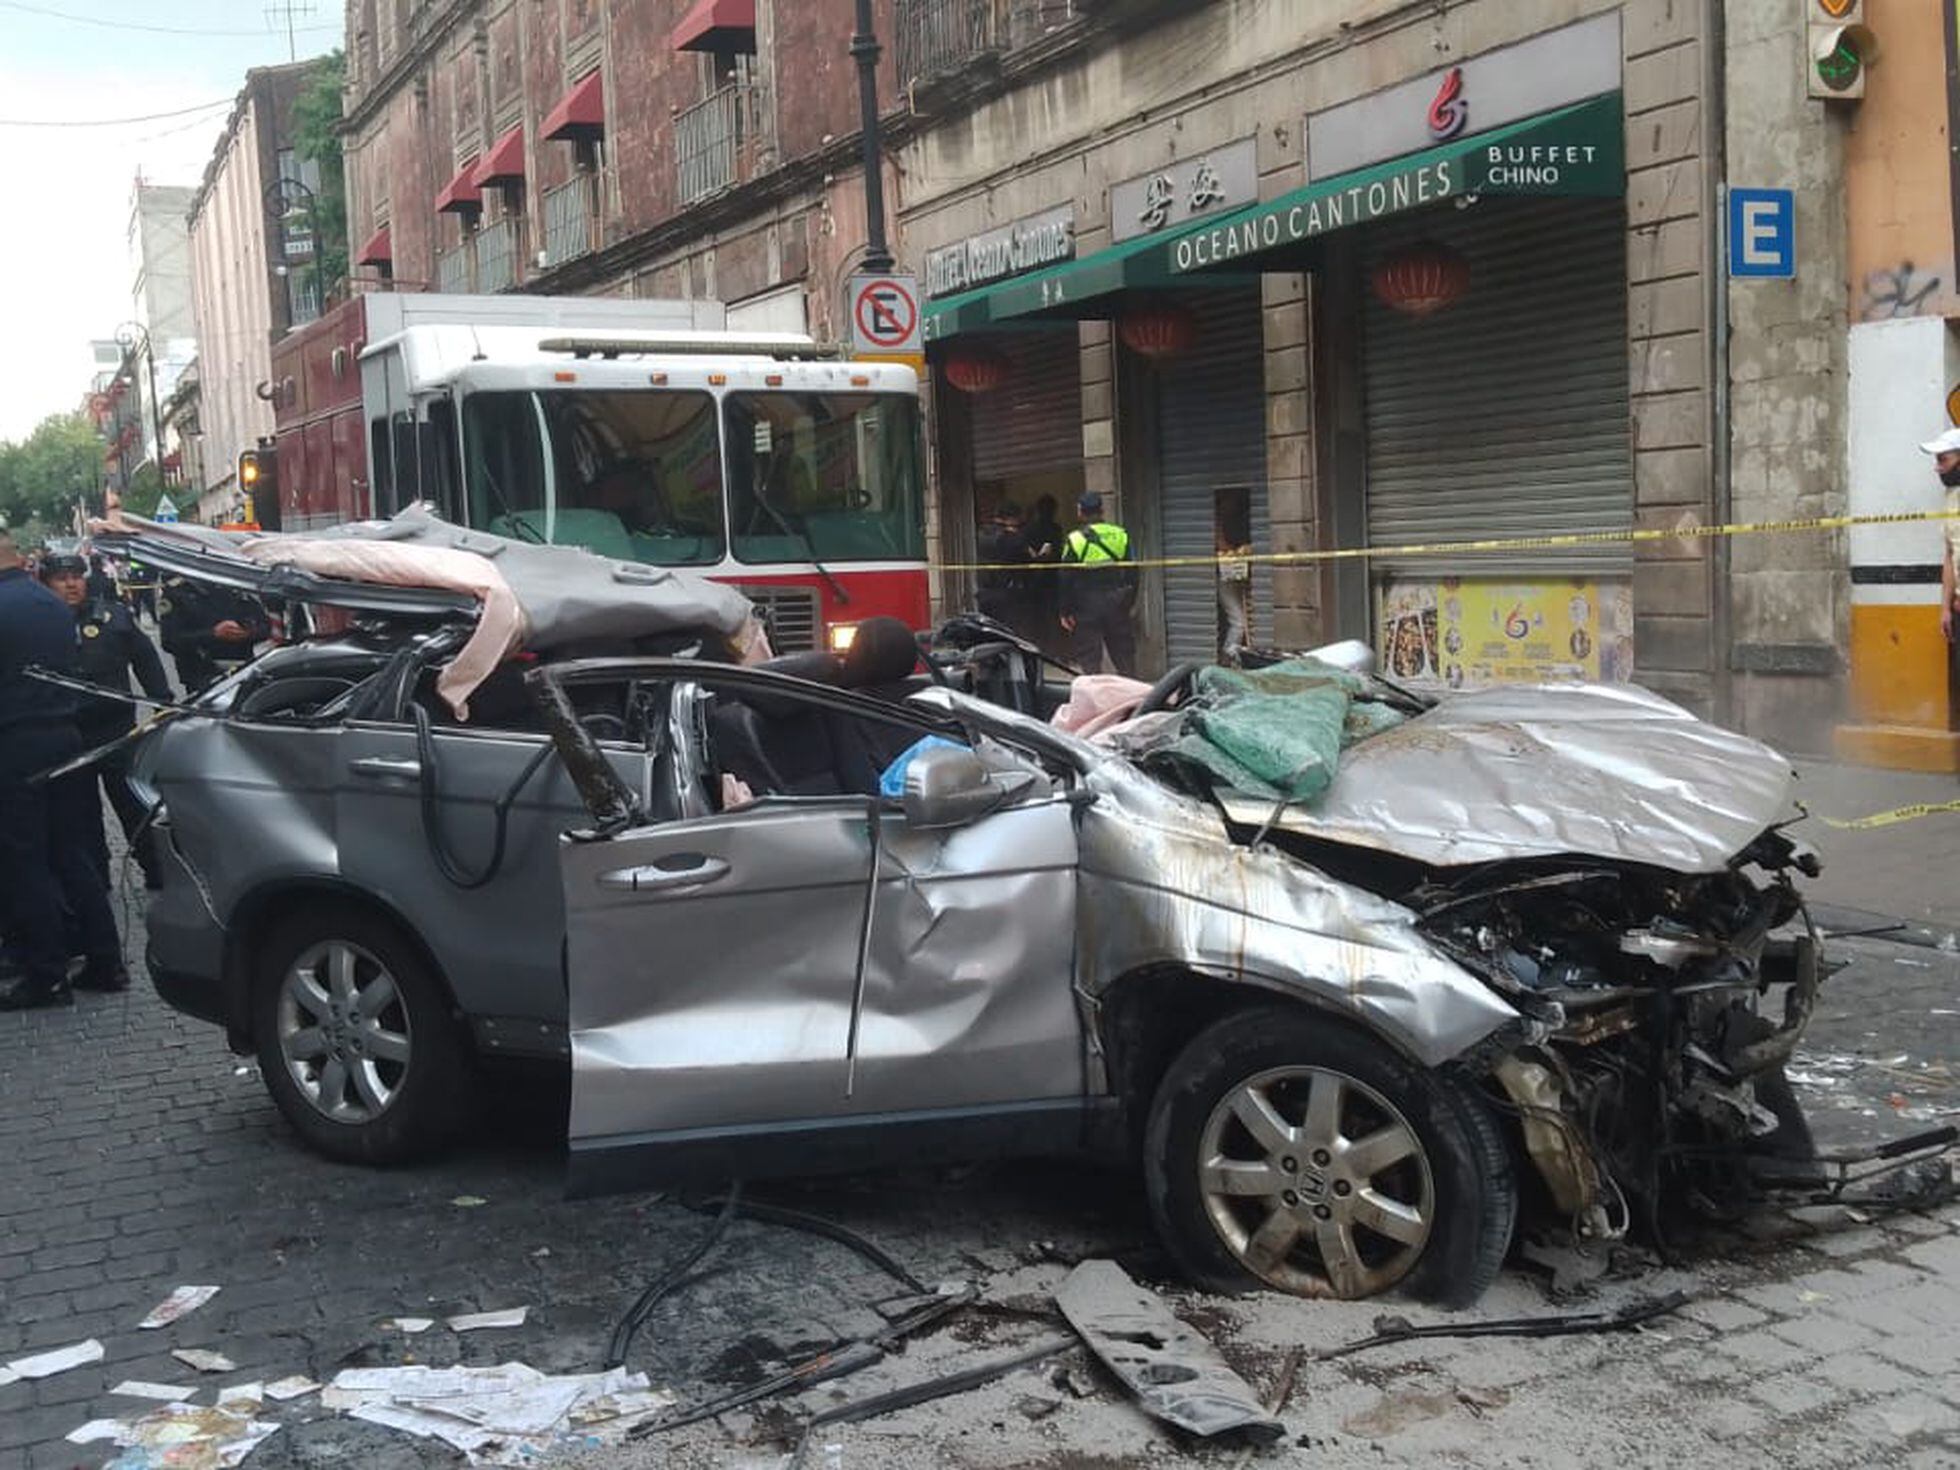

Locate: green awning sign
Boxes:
[1170,92,1623,275]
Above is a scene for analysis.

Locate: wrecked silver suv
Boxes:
[119,520,1838,1307]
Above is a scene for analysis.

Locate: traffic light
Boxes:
[237,444,276,525]
[1808,0,1875,101]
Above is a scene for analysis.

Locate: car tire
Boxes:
[1143,1005,1516,1306]
[251,905,474,1164]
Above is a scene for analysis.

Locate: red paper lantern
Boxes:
[1118,301,1199,359]
[939,343,1009,394]
[1371,240,1471,317]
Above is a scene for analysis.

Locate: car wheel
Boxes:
[251,906,473,1164]
[1144,1006,1516,1305]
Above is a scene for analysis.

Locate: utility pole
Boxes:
[851,0,895,273]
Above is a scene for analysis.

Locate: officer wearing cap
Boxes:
[1058,491,1139,676]
[1923,426,1960,643]
[0,529,125,1009]
[159,574,268,693]
[39,552,172,887]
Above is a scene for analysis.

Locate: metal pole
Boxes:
[851,0,894,273]
[143,338,164,487]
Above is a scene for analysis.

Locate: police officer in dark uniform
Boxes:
[1058,491,1140,676]
[158,574,268,693]
[0,529,125,1009]
[39,553,172,888]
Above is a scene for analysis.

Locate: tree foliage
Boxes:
[0,413,104,539]
[292,50,350,302]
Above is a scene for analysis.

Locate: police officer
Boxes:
[0,529,125,1009]
[39,553,172,888]
[158,574,268,693]
[1058,491,1139,676]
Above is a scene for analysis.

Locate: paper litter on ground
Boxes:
[447,1306,528,1331]
[172,1348,237,1374]
[139,1285,222,1329]
[263,1375,320,1401]
[326,1361,676,1464]
[6,1339,105,1380]
[66,1419,123,1444]
[112,1380,199,1401]
[91,1399,279,1469]
[451,1195,489,1207]
[385,1316,435,1333]
[217,1382,264,1406]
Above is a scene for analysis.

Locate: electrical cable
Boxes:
[688,1194,930,1296]
[409,701,557,890]
[604,1182,744,1371]
[0,98,236,128]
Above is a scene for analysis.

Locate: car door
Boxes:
[335,713,658,1050]
[558,671,1084,1194]
[558,792,878,1194]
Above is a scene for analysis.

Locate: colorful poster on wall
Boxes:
[1377,577,1634,688]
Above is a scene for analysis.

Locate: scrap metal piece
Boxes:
[1316,1289,1691,1360]
[1053,1260,1285,1443]
[802,1335,1077,1430]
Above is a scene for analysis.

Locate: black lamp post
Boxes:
[851,0,894,274]
[264,175,321,323]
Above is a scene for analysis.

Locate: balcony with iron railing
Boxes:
[436,240,475,294]
[476,216,521,292]
[542,174,600,267]
[675,83,760,208]
[895,0,1006,86]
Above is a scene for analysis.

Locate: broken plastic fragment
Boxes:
[451,1195,489,1208]
[6,1339,105,1380]
[385,1317,435,1334]
[264,1375,320,1401]
[140,1285,222,1329]
[111,1380,199,1401]
[447,1306,528,1331]
[172,1348,237,1374]
[65,1419,122,1444]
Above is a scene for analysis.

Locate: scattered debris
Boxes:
[385,1317,435,1334]
[452,1195,490,1208]
[1054,1260,1285,1443]
[448,1307,529,1332]
[1014,1394,1062,1422]
[322,1361,674,1463]
[531,1246,552,1259]
[1343,1388,1460,1439]
[172,1348,238,1375]
[803,1336,1077,1431]
[1318,1290,1691,1360]
[263,1376,320,1401]
[139,1285,222,1329]
[5,1338,105,1381]
[1050,1364,1094,1399]
[86,1399,279,1468]
[66,1419,122,1444]
[111,1381,199,1402]
[217,1383,264,1406]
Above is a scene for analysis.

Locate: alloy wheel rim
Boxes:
[276,940,411,1124]
[1197,1064,1434,1298]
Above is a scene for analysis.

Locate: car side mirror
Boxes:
[902,745,1008,829]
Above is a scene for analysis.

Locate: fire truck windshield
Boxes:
[459,387,925,568]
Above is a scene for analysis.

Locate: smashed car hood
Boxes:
[1217,681,1796,873]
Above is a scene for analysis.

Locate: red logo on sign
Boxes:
[854,278,918,350]
[1427,66,1469,141]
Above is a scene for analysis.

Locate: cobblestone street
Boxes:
[2,762,1958,1468]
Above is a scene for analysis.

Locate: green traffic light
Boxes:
[1817,40,1862,91]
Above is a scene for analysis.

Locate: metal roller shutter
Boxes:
[1362,198,1631,576]
[969,328,1083,483]
[1155,290,1270,665]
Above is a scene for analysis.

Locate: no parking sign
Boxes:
[848,273,922,360]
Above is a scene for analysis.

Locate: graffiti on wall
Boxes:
[1861,261,1946,319]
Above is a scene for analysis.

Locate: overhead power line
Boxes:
[0,98,236,128]
[0,0,338,37]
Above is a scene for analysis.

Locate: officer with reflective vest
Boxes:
[1058,491,1139,676]
[39,553,172,887]
[158,574,268,693]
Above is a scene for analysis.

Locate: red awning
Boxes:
[542,69,605,140]
[671,0,756,51]
[356,224,392,267]
[435,159,482,213]
[471,126,526,187]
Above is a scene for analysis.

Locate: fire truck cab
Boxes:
[269,293,929,651]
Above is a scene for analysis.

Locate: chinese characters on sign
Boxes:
[1110,137,1258,242]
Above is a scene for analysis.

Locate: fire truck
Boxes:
[262,292,929,652]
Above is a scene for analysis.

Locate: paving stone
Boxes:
[1768,1310,1877,1356]
[1681,1295,1770,1332]
[1900,1233,1960,1274]
[1706,1330,1814,1373]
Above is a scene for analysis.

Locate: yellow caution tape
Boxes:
[1813,800,1960,831]
[940,508,1960,574]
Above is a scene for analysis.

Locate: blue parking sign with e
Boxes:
[1728,188,1794,278]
